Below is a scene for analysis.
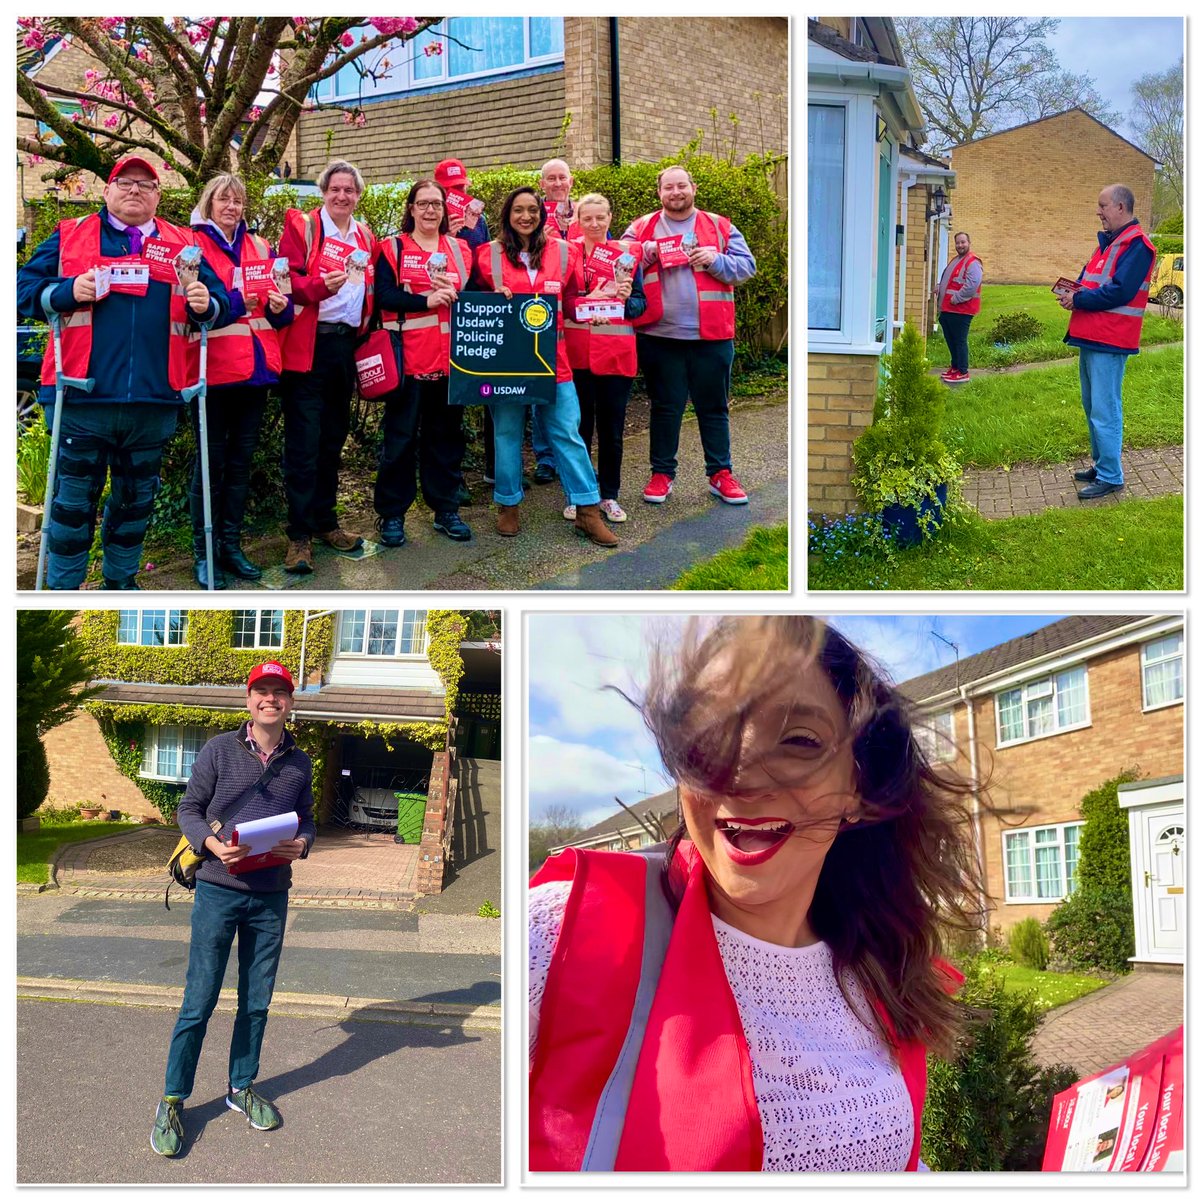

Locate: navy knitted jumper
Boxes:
[176,726,315,894]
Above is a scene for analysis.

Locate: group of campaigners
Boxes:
[17,152,757,589]
[934,182,1155,501]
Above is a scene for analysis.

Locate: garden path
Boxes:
[1031,968,1182,1079]
[926,338,1182,380]
[964,445,1183,519]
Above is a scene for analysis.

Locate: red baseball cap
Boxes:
[247,662,295,693]
[434,158,468,189]
[108,155,159,183]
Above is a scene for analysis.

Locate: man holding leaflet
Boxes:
[152,662,315,1157]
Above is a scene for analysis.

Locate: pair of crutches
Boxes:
[36,288,214,591]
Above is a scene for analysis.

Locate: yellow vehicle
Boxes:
[1150,252,1184,307]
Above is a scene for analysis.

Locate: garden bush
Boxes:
[1008,917,1050,971]
[1155,210,1182,236]
[1046,771,1137,973]
[989,310,1043,345]
[1149,235,1183,257]
[921,959,1076,1170]
[17,420,50,506]
[17,735,51,821]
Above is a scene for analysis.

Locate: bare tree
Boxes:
[16,17,443,187]
[1128,58,1183,212]
[897,17,1121,154]
[529,804,585,875]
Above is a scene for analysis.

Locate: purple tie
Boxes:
[127,226,143,254]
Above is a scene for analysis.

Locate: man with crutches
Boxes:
[17,156,228,589]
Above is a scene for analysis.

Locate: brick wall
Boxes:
[948,111,1157,285]
[416,750,450,894]
[41,710,159,819]
[295,72,565,183]
[940,643,1183,933]
[895,183,934,339]
[808,353,876,514]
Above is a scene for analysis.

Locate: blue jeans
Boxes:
[490,383,600,506]
[163,881,288,1099]
[1078,348,1128,485]
[530,404,555,470]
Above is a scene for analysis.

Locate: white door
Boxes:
[1146,811,1185,955]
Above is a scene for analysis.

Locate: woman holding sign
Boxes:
[563,193,648,525]
[190,174,294,586]
[372,179,473,545]
[473,187,617,548]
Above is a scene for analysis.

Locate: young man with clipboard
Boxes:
[152,662,315,1157]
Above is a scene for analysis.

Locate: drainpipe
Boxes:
[896,173,917,335]
[960,685,987,942]
[608,18,621,165]
[298,609,336,697]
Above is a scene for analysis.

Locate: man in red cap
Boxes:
[151,660,315,1157]
[17,155,231,589]
[433,157,490,252]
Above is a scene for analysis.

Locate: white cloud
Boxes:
[828,616,953,684]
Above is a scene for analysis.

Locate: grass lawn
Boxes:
[17,821,138,885]
[809,494,1182,591]
[947,345,1183,468]
[673,522,788,590]
[978,961,1109,1012]
[925,284,1182,369]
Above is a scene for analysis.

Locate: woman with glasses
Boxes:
[529,616,979,1172]
[372,179,473,545]
[472,187,617,547]
[190,173,294,587]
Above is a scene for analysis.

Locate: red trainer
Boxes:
[709,469,749,504]
[942,369,963,383]
[642,473,673,503]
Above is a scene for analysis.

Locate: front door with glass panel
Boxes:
[1146,811,1185,955]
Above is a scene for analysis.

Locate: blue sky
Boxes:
[1045,18,1182,143]
[527,613,1065,828]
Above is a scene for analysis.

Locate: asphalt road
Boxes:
[17,999,501,1184]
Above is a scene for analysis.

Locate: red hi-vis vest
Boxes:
[377,233,470,376]
[529,844,946,1172]
[474,237,580,383]
[563,238,641,377]
[192,226,282,385]
[278,208,375,372]
[627,209,736,340]
[941,252,982,316]
[1067,223,1157,352]
[40,213,200,391]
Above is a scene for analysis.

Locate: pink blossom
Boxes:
[104,114,119,129]
[26,154,45,166]
[340,31,355,48]
[22,29,47,50]
[199,101,207,120]
[248,105,263,121]
[355,112,367,127]
[369,17,420,37]
[423,41,443,57]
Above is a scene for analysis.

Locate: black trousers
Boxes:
[575,369,633,501]
[940,310,974,373]
[188,383,268,550]
[280,331,356,539]
[374,375,465,518]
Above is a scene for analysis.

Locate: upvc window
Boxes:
[808,103,845,331]
[338,609,428,657]
[117,609,188,647]
[996,667,1088,745]
[1142,633,1183,710]
[232,610,284,650]
[916,709,955,763]
[314,18,563,103]
[1004,822,1083,902]
[140,726,208,782]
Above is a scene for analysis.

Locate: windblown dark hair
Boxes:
[630,615,988,1059]
[401,179,449,236]
[498,186,548,269]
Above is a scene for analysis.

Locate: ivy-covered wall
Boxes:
[80,608,476,821]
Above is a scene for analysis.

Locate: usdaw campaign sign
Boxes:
[449,292,557,407]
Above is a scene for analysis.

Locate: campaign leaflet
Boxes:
[1052,276,1083,299]
[445,189,471,222]
[142,237,185,284]
[586,243,622,282]
[98,254,149,296]
[400,247,461,291]
[174,244,203,289]
[1042,1026,1183,1172]
[655,234,691,269]
[575,298,625,322]
[317,237,359,274]
[241,258,291,298]
[345,248,371,285]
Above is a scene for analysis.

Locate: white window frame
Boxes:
[916,708,955,763]
[1002,820,1084,904]
[232,609,285,651]
[139,725,210,783]
[337,609,428,659]
[994,666,1090,747]
[1141,633,1184,712]
[116,609,189,647]
[314,18,564,103]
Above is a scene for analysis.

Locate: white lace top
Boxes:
[529,880,915,1172]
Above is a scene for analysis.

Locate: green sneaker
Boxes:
[226,1084,281,1130]
[151,1096,184,1157]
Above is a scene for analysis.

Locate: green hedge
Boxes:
[1149,235,1183,257]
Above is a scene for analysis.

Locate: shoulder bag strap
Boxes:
[203,748,290,841]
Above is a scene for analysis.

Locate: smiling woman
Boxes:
[528,615,987,1173]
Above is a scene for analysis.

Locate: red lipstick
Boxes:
[715,817,794,867]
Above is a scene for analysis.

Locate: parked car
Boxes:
[1150,253,1184,307]
[17,322,44,433]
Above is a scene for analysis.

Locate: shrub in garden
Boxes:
[921,959,1075,1171]
[989,311,1043,345]
[17,735,51,821]
[1008,917,1050,971]
[1149,235,1183,258]
[1005,1062,1080,1171]
[1046,770,1138,973]
[1155,210,1182,236]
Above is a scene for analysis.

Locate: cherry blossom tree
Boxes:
[17,17,442,186]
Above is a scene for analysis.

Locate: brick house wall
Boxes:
[809,354,875,514]
[41,711,159,819]
[894,182,937,340]
[939,643,1183,933]
[948,110,1156,285]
